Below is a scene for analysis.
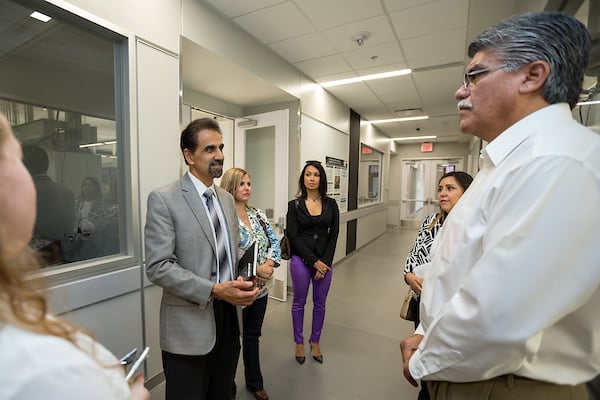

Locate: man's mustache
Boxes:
[457,100,473,111]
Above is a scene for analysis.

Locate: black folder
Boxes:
[238,242,257,279]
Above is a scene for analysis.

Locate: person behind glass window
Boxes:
[67,176,119,261]
[75,177,107,236]
[0,112,149,400]
[22,144,75,263]
[400,12,600,400]
[221,167,281,400]
[286,160,339,365]
[403,171,472,400]
[144,118,259,400]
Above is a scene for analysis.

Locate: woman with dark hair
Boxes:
[286,161,339,365]
[403,170,473,400]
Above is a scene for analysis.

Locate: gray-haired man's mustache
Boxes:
[457,100,473,111]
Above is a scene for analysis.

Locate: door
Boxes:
[235,110,289,301]
[400,158,464,227]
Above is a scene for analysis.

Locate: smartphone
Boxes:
[124,346,150,381]
[119,348,137,366]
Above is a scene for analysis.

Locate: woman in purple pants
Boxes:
[286,160,339,365]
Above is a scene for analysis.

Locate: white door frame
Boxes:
[235,109,289,301]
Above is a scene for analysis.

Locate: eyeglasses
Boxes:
[462,64,507,89]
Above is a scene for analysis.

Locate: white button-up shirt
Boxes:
[410,103,600,384]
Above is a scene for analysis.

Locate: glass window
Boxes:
[358,144,382,206]
[1,0,127,267]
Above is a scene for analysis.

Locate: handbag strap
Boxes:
[257,215,271,250]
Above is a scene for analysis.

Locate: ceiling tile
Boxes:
[293,0,384,30]
[204,0,283,18]
[401,28,466,69]
[390,0,469,39]
[294,54,352,77]
[233,2,314,43]
[368,75,420,104]
[327,83,383,105]
[382,0,438,13]
[342,41,407,70]
[269,33,336,63]
[321,15,396,52]
[414,65,463,114]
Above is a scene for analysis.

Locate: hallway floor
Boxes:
[234,228,421,400]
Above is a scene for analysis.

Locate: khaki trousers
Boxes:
[429,375,588,400]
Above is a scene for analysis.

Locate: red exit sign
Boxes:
[421,142,433,152]
[361,146,372,154]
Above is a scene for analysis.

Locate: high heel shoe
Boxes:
[295,343,305,364]
[309,340,323,364]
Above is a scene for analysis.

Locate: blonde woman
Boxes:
[221,167,281,400]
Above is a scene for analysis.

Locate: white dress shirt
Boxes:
[410,103,600,384]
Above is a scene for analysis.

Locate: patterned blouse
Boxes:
[238,207,281,297]
[403,212,444,293]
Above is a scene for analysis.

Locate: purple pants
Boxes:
[290,255,333,344]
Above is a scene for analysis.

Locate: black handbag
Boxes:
[280,229,291,260]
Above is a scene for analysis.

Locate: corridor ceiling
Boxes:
[193,0,563,142]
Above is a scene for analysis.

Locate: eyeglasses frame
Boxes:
[462,64,508,89]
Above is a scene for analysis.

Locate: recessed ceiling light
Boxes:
[320,69,411,88]
[30,11,52,22]
[369,116,429,124]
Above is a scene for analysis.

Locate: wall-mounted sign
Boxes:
[420,142,433,152]
[361,146,372,155]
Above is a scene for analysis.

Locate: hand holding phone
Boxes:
[124,346,150,382]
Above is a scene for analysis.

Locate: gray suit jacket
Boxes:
[144,174,240,355]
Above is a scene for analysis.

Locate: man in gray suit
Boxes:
[145,118,259,400]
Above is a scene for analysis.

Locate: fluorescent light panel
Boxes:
[369,115,429,124]
[394,135,437,141]
[79,140,117,148]
[30,11,52,22]
[321,69,411,88]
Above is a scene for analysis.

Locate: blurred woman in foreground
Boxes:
[0,112,149,400]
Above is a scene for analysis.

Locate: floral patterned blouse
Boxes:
[238,207,281,297]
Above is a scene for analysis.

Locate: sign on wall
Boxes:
[325,156,348,213]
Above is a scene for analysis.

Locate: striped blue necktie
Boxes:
[203,190,231,282]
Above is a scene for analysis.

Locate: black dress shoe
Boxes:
[295,355,306,364]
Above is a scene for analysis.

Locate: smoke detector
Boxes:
[353,31,371,46]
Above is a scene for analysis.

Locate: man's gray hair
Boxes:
[468,12,591,109]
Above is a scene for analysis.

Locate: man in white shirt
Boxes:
[400,12,600,400]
